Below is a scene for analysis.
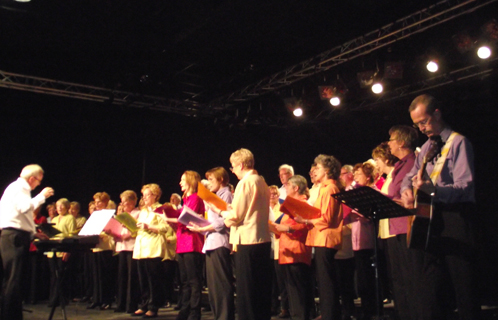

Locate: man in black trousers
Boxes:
[0,164,54,320]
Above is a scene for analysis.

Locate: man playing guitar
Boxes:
[401,94,479,320]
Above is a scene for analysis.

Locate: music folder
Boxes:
[178,206,211,227]
[197,182,228,211]
[280,196,321,220]
[37,223,62,238]
[332,186,413,220]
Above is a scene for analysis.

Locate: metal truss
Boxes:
[2,0,497,119]
[209,0,498,110]
[345,57,498,112]
[0,70,203,117]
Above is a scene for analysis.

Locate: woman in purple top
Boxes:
[385,125,418,320]
[164,170,205,320]
[188,167,234,320]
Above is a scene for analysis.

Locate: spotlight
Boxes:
[477,46,492,59]
[371,83,383,94]
[293,107,303,117]
[329,97,340,106]
[426,60,439,72]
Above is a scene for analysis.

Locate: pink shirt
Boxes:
[171,193,205,254]
[115,208,140,252]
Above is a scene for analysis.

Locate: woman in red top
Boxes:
[270,175,313,320]
[27,207,48,304]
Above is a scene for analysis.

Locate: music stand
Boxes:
[333,186,413,319]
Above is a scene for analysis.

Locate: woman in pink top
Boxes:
[349,162,383,319]
[164,171,205,320]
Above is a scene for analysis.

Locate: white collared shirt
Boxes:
[0,177,46,236]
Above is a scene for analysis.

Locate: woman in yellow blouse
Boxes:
[48,198,76,307]
[132,183,175,318]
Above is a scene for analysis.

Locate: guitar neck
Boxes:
[413,158,429,207]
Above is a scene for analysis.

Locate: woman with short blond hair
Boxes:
[133,184,175,318]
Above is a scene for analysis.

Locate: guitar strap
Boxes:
[429,131,459,184]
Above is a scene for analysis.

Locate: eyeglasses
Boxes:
[32,176,42,183]
[413,117,430,129]
[230,163,241,172]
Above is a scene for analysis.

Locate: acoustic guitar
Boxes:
[406,137,443,250]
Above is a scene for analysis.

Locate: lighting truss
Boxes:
[208,0,498,111]
[0,70,203,117]
[344,57,498,113]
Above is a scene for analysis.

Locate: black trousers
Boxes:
[0,228,31,320]
[282,263,313,320]
[26,250,49,303]
[235,242,272,320]
[354,249,383,318]
[335,257,356,318]
[82,251,93,299]
[91,250,114,305]
[162,259,176,305]
[411,208,481,320]
[274,260,289,311]
[48,256,70,306]
[177,252,204,320]
[137,257,164,313]
[205,247,235,320]
[314,247,341,320]
[387,235,414,320]
[116,251,139,312]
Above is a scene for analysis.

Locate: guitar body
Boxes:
[407,195,433,250]
[406,136,443,250]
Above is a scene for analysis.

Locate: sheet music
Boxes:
[79,209,115,236]
[178,206,211,227]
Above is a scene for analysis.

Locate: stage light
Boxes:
[426,60,439,72]
[371,83,383,94]
[477,46,492,59]
[329,96,340,106]
[293,107,303,117]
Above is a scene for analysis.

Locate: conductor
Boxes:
[0,164,54,320]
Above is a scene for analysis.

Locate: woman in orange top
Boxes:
[295,155,343,320]
[271,175,313,320]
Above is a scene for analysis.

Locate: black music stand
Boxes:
[333,186,413,320]
[35,237,99,320]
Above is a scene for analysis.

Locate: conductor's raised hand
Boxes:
[40,187,54,199]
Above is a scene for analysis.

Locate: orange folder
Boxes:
[280,196,321,220]
[197,182,228,211]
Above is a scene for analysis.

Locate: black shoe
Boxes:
[87,302,100,309]
[173,305,181,311]
[80,296,90,303]
[114,308,125,313]
[143,312,158,318]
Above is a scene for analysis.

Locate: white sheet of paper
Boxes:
[79,209,115,236]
